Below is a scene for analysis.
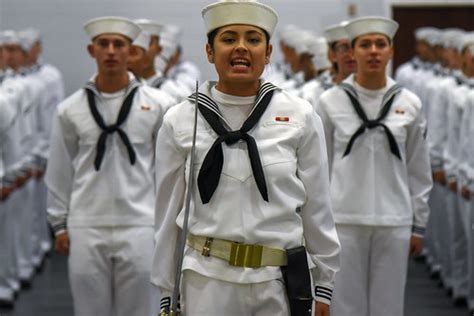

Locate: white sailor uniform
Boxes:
[318,75,432,316]
[45,73,174,316]
[151,80,341,314]
[0,87,22,303]
[443,75,474,300]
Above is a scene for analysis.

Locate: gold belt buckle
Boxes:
[229,243,263,268]
[202,237,213,257]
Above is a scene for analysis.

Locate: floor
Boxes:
[0,255,470,316]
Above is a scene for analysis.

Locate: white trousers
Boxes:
[426,182,443,272]
[181,270,290,316]
[0,200,14,301]
[5,189,20,292]
[466,199,474,309]
[68,226,159,316]
[331,224,411,316]
[450,191,468,299]
[31,178,51,261]
[17,181,35,281]
[436,184,453,289]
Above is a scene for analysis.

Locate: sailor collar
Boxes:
[341,75,401,105]
[84,72,142,99]
[187,80,280,130]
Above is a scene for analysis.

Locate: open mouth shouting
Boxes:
[230,58,251,72]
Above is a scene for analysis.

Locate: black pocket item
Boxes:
[281,246,312,316]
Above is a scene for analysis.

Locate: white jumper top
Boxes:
[45,73,175,235]
[151,80,341,305]
[318,75,432,236]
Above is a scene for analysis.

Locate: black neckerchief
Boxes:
[455,75,465,86]
[339,82,403,160]
[84,86,139,171]
[411,58,419,70]
[187,82,278,204]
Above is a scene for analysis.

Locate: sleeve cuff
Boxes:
[412,226,425,238]
[160,296,171,309]
[447,174,457,183]
[52,223,67,236]
[430,161,443,171]
[314,285,333,305]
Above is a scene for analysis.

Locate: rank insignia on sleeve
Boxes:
[275,116,290,122]
[141,104,151,111]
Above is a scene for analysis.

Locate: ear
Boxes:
[265,43,273,64]
[87,44,95,58]
[328,49,337,63]
[389,45,394,60]
[206,43,214,64]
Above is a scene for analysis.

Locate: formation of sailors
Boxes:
[0,28,64,308]
[395,26,474,313]
[0,1,472,315]
[0,17,200,311]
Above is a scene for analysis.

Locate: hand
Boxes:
[0,186,13,201]
[461,186,470,201]
[448,181,458,193]
[432,170,447,185]
[15,175,27,187]
[314,302,330,316]
[409,235,423,257]
[54,232,70,256]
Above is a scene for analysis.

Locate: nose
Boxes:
[107,43,116,54]
[235,38,248,53]
[370,44,378,53]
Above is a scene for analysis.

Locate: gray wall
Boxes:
[0,0,385,97]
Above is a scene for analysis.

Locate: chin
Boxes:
[226,74,259,83]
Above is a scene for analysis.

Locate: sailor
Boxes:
[300,36,334,109]
[151,1,341,315]
[394,27,428,89]
[263,24,300,86]
[45,16,175,316]
[323,21,356,85]
[278,30,312,92]
[456,32,474,314]
[132,20,167,87]
[420,28,465,285]
[0,30,37,297]
[442,31,474,305]
[15,27,65,271]
[1,29,44,286]
[159,24,201,90]
[151,24,194,102]
[0,65,23,308]
[317,16,432,316]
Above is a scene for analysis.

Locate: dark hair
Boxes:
[207,26,270,49]
[351,35,392,48]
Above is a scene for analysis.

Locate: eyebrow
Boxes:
[359,38,388,43]
[219,30,264,37]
